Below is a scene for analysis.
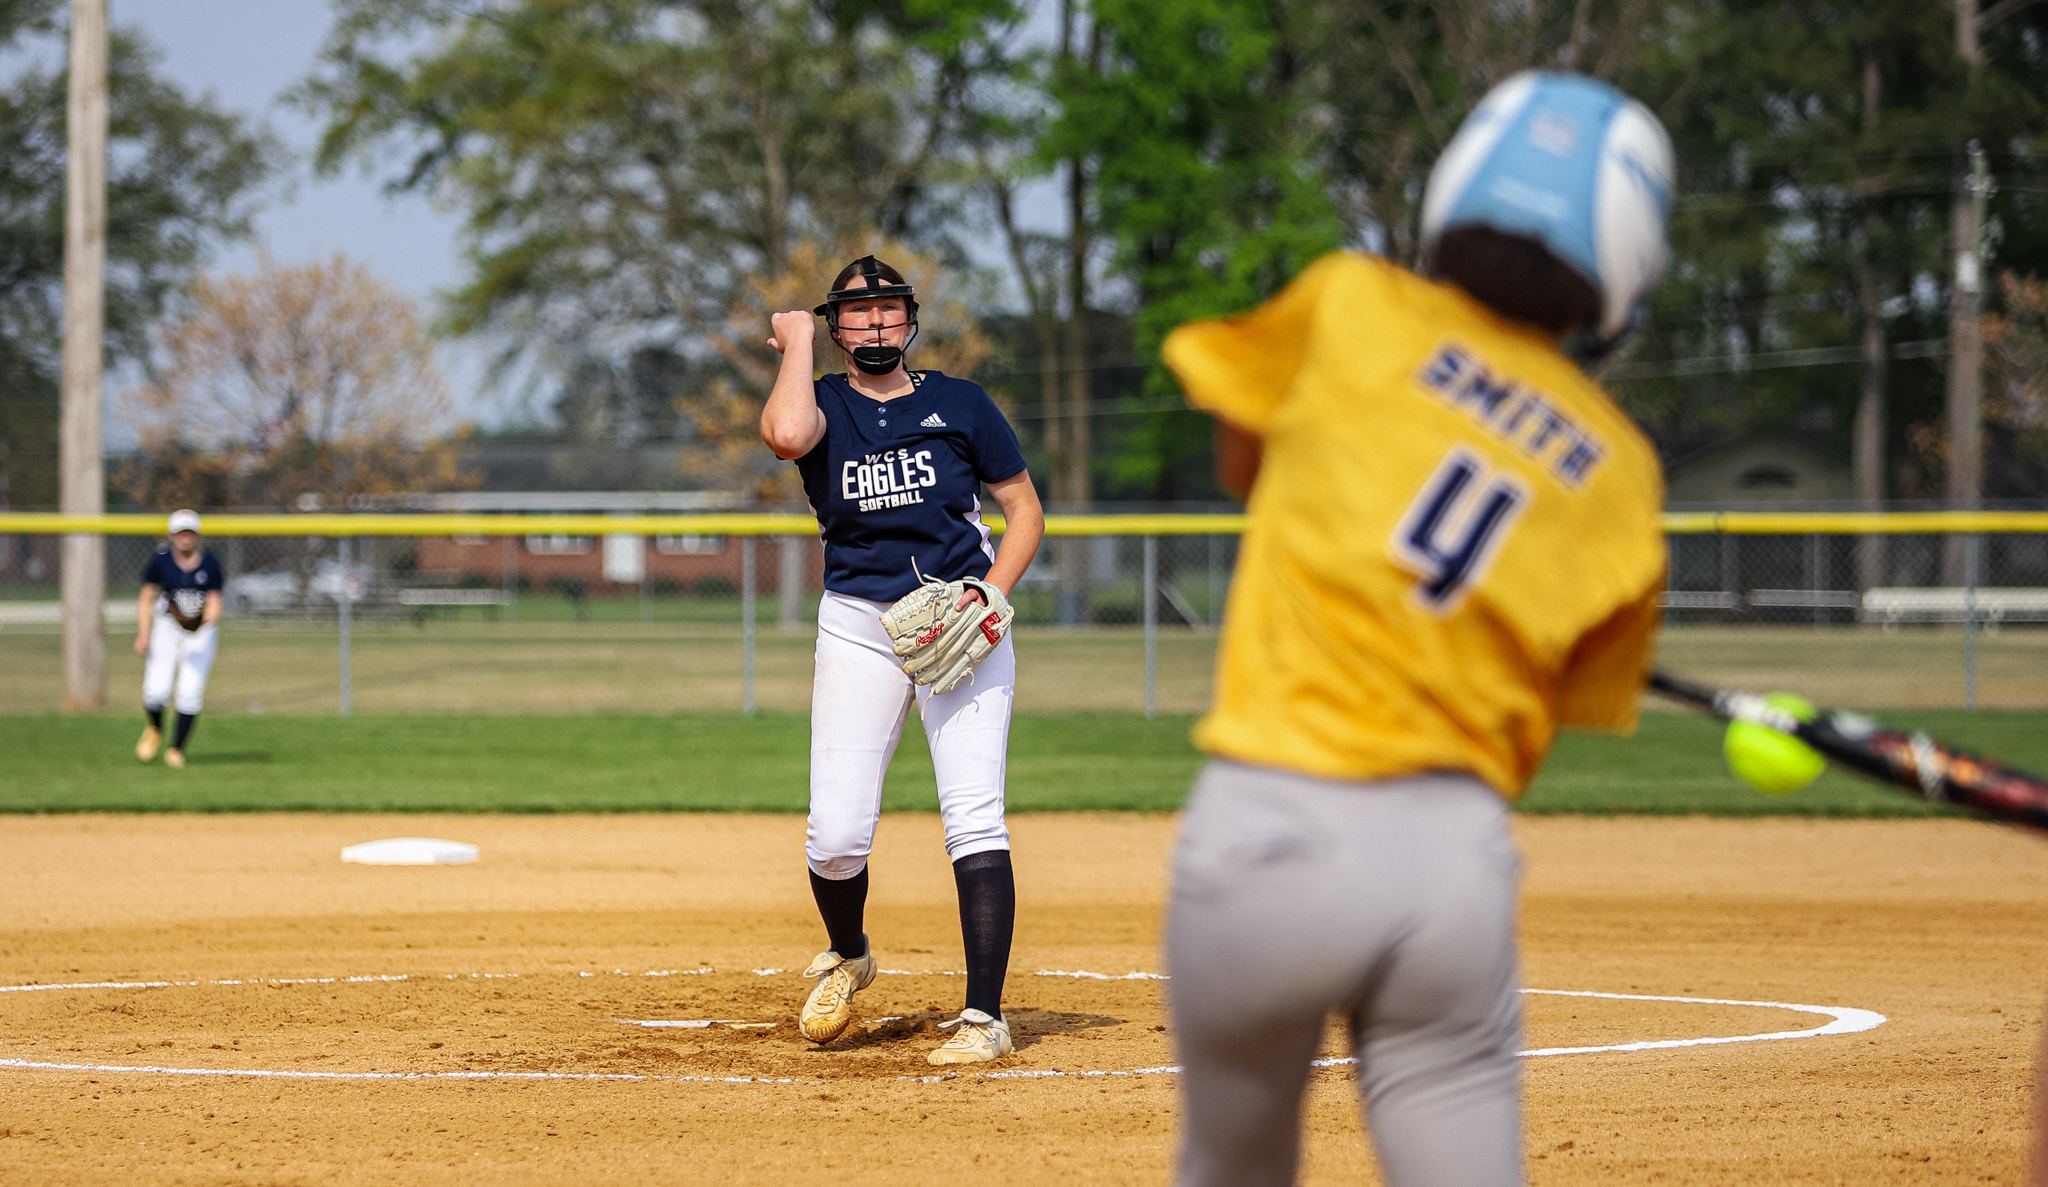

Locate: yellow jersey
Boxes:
[1163,252,1667,797]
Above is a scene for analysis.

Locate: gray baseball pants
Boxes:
[1167,760,1525,1187]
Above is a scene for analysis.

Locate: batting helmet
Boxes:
[1421,71,1675,350]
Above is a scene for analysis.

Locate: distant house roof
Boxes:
[384,490,741,512]
[1664,435,1854,507]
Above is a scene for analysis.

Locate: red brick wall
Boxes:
[414,535,824,596]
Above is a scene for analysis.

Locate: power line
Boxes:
[1607,338,1948,381]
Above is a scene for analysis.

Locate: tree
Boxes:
[689,233,991,501]
[1312,0,1659,263]
[0,0,274,508]
[1306,0,2048,512]
[116,253,475,510]
[1619,4,1952,475]
[1617,0,2048,505]
[1045,0,1341,502]
[1985,271,2048,495]
[298,0,1023,401]
[1036,0,1654,503]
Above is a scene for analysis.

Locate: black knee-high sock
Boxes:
[808,866,868,959]
[171,712,197,751]
[954,850,1015,1019]
[144,705,163,730]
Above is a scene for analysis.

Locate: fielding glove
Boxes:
[880,574,1014,695]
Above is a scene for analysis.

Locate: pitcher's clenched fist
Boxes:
[767,308,815,355]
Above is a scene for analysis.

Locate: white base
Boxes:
[340,837,479,866]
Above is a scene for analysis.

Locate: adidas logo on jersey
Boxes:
[920,413,947,428]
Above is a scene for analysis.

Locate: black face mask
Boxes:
[842,321,920,375]
[849,342,904,375]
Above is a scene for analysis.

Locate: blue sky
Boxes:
[126,0,465,311]
[118,0,515,428]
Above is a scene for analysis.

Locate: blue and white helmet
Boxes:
[1421,71,1676,343]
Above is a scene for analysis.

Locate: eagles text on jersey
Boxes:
[844,448,939,513]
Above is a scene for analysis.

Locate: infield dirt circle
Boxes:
[1,812,2043,1184]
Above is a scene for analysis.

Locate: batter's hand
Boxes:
[133,633,148,657]
[768,310,815,355]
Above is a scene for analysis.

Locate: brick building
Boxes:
[408,491,823,600]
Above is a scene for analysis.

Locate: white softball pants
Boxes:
[142,615,218,715]
[1169,761,1524,1187]
[806,590,1014,880]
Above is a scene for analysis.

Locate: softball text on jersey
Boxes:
[794,370,1028,603]
[1163,251,1667,796]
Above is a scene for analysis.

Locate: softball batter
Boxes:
[1160,73,1676,1186]
[760,256,1045,1065]
[135,509,224,769]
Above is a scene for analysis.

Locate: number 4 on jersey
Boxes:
[1391,447,1528,613]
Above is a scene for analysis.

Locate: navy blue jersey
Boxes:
[793,371,1028,601]
[143,546,224,631]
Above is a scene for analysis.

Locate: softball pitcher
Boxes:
[1160,73,1676,1186]
[135,509,225,769]
[760,256,1045,1065]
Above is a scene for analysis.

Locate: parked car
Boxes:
[226,560,373,616]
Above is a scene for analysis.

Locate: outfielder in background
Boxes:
[1159,72,1676,1187]
[135,509,225,770]
[760,256,1046,1066]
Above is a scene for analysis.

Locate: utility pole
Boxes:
[1946,0,1985,514]
[58,0,107,712]
[1941,0,1986,586]
[1853,45,1887,592]
[1947,141,1991,517]
[1055,0,1094,627]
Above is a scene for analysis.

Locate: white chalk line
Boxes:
[971,986,1887,1080]
[1513,989,1886,1058]
[0,971,795,1083]
[0,1058,791,1084]
[1,972,1884,1086]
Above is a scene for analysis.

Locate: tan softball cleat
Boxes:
[164,748,186,770]
[798,944,877,1043]
[927,1009,1012,1066]
[135,724,161,763]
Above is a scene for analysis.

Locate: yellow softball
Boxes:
[1723,692,1827,795]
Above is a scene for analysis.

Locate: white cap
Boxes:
[167,509,202,535]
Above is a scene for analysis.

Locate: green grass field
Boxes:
[4,709,2043,818]
[8,623,2048,717]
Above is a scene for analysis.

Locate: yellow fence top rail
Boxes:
[1658,510,2048,534]
[0,511,1248,536]
[2,510,2047,536]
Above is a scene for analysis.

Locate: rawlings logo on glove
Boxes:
[880,572,1015,695]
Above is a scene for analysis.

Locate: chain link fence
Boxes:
[1662,531,2048,628]
[3,512,2046,716]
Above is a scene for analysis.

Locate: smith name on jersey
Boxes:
[795,371,1028,603]
[1164,252,1668,797]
